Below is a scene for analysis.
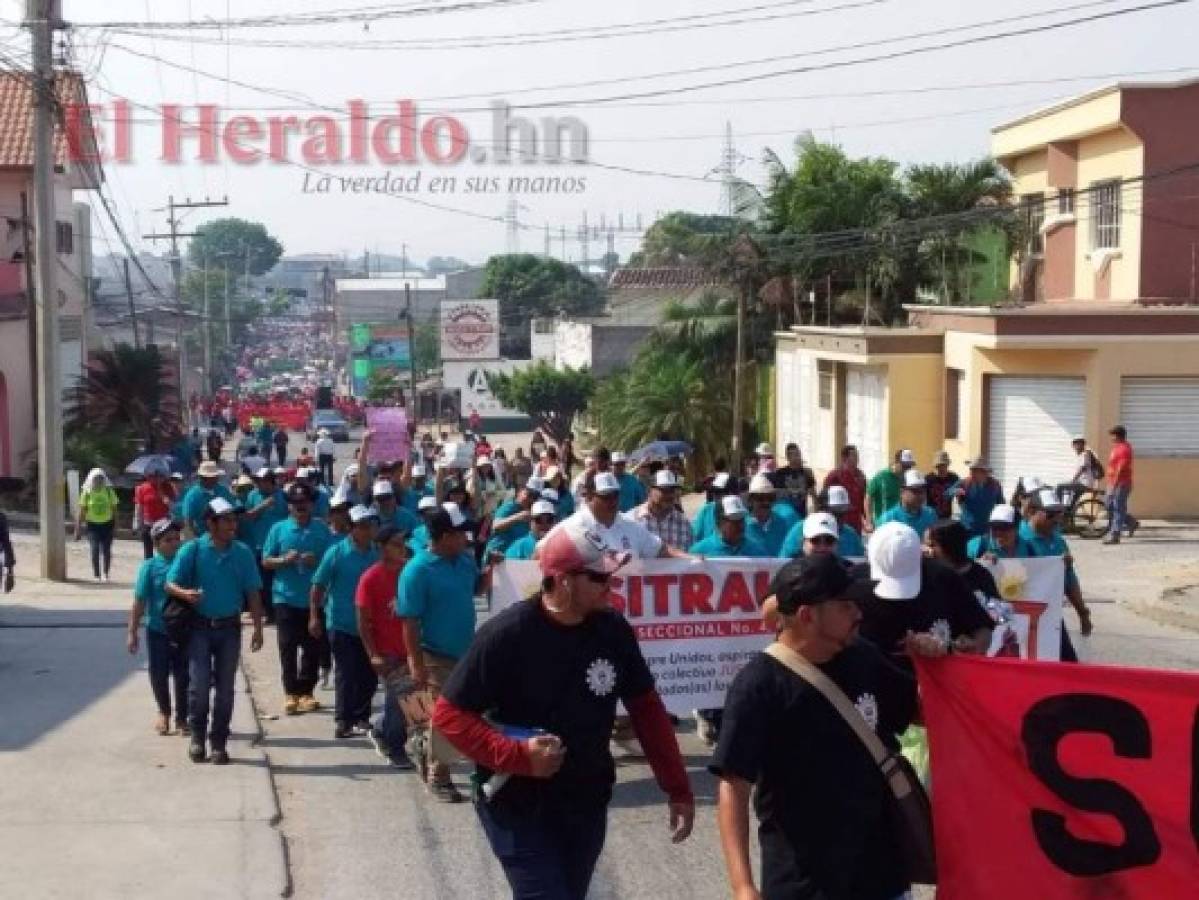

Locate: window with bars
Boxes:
[1091,180,1121,249]
[1057,188,1075,215]
[945,368,966,439]
[1021,194,1045,255]
[817,360,833,410]
[55,221,73,254]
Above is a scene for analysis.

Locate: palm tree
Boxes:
[65,344,180,453]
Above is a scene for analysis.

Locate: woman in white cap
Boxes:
[75,468,119,582]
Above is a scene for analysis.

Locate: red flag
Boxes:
[915,656,1199,899]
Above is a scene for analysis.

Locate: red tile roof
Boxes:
[0,70,89,171]
[608,267,723,289]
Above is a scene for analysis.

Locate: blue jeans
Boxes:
[330,630,377,727]
[147,627,190,722]
[187,624,241,748]
[476,800,607,900]
[1107,484,1137,536]
[375,658,409,757]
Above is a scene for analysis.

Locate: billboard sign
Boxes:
[442,359,529,420]
[440,299,499,360]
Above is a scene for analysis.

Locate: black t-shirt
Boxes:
[441,598,655,812]
[709,641,917,900]
[855,558,994,673]
[770,465,816,512]
[959,561,1000,613]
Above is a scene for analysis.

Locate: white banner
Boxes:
[491,554,1066,712]
[440,299,499,360]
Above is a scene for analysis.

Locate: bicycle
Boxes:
[1058,484,1109,539]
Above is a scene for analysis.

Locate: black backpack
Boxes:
[162,541,200,645]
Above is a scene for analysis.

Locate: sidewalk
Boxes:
[0,534,288,900]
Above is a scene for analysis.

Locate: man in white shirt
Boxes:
[557,471,690,560]
[1070,436,1101,491]
[315,429,337,486]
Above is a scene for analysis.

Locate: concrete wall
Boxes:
[589,325,652,378]
[0,318,34,477]
[879,353,944,473]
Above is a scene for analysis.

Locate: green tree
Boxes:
[627,211,739,267]
[480,254,603,355]
[486,362,594,442]
[188,217,284,275]
[365,368,403,404]
[66,344,180,452]
[413,321,441,376]
[267,290,291,316]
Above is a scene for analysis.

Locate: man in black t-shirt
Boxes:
[769,442,818,517]
[433,518,693,900]
[712,555,936,900]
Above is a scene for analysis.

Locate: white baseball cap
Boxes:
[540,487,560,503]
[254,467,272,479]
[653,470,680,489]
[349,504,379,525]
[418,495,439,511]
[593,471,621,495]
[330,485,352,507]
[1023,476,1044,492]
[826,485,850,510]
[372,480,394,498]
[344,463,359,476]
[902,470,926,490]
[441,501,468,528]
[207,497,236,517]
[719,495,749,521]
[989,505,1017,526]
[899,449,916,465]
[611,451,627,464]
[802,512,839,541]
[544,466,562,481]
[748,473,776,495]
[711,472,732,491]
[530,499,557,518]
[754,442,773,456]
[410,463,427,477]
[868,522,923,600]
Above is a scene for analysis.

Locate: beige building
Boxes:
[773,80,1199,518]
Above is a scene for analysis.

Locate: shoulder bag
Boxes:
[162,541,201,646]
[764,642,937,885]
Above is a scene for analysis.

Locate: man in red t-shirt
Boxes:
[822,444,868,532]
[1103,425,1139,544]
[134,470,175,559]
[355,523,412,768]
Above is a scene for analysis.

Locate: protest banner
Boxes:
[492,557,785,713]
[979,556,1064,660]
[364,407,409,465]
[916,655,1199,899]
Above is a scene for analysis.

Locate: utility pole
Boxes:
[123,257,140,348]
[19,192,36,426]
[224,262,232,347]
[26,0,66,580]
[729,235,760,475]
[202,256,211,394]
[143,195,228,412]
[403,284,417,414]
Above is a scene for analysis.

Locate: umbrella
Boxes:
[629,440,693,466]
[125,454,174,477]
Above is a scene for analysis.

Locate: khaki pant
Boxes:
[399,650,459,782]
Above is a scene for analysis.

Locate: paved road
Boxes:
[241,517,1199,900]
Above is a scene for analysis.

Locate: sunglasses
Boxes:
[533,516,556,525]
[571,570,612,585]
[808,535,838,547]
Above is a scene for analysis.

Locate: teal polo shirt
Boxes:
[407,524,430,554]
[374,502,421,535]
[779,521,865,558]
[246,488,289,551]
[397,549,479,660]
[134,553,173,634]
[312,537,380,635]
[876,504,937,537]
[688,533,770,558]
[617,472,646,513]
[745,513,791,557]
[770,501,800,529]
[504,533,537,559]
[262,517,334,608]
[1019,521,1080,593]
[485,499,528,554]
[401,482,435,513]
[180,482,235,534]
[967,534,1037,560]
[555,490,575,519]
[167,534,262,619]
[311,487,331,521]
[691,501,717,542]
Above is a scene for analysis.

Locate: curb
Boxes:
[1125,582,1199,634]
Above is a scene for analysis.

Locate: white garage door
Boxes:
[846,366,885,477]
[1120,377,1199,457]
[775,349,799,455]
[987,376,1085,496]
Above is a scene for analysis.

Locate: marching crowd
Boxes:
[118,422,1141,899]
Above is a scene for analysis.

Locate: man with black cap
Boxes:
[262,482,334,716]
[398,502,484,802]
[166,498,265,765]
[712,555,934,900]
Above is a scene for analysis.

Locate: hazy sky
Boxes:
[4,0,1196,266]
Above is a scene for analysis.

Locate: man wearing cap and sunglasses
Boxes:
[398,502,487,802]
[713,554,935,900]
[967,505,1036,562]
[689,496,771,559]
[433,517,694,899]
[504,499,558,560]
[876,469,938,539]
[744,474,793,557]
[166,498,265,765]
[262,483,334,717]
[627,470,693,552]
[1020,488,1093,656]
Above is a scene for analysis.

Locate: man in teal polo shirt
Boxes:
[407,495,439,553]
[1019,488,1093,660]
[689,496,770,558]
[263,483,334,717]
[179,461,235,536]
[401,463,435,513]
[484,477,541,556]
[778,487,865,559]
[371,479,421,536]
[398,502,482,802]
[166,498,264,766]
[744,474,791,557]
[876,470,937,539]
[245,468,289,624]
[503,499,557,559]
[692,472,736,543]
[612,451,647,513]
[310,504,381,739]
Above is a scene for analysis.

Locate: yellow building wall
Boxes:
[992,91,1122,160]
[945,330,1199,517]
[880,353,944,474]
[1074,127,1144,301]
